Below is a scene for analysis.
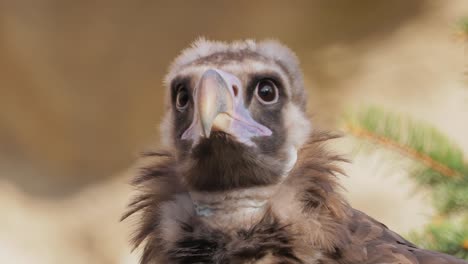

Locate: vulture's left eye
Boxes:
[255,80,279,104]
[176,85,190,111]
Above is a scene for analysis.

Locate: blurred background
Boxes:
[1,1,468,263]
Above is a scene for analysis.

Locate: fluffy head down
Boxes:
[160,38,311,192]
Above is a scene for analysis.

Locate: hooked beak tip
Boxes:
[201,121,212,138]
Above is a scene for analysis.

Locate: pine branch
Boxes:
[344,107,466,181]
[456,17,468,42]
[347,125,461,178]
[343,107,468,214]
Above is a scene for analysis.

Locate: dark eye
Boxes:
[176,85,190,111]
[255,80,278,104]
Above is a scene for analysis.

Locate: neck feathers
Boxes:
[123,131,350,263]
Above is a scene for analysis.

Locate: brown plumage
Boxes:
[123,39,467,264]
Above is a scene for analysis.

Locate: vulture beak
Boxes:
[182,69,272,145]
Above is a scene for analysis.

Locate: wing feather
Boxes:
[339,209,467,264]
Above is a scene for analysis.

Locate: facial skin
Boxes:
[162,44,310,192]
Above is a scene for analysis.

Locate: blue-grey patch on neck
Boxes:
[194,204,215,217]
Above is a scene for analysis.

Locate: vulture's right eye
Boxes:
[255,79,279,104]
[175,85,190,111]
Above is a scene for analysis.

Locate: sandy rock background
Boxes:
[1,1,467,263]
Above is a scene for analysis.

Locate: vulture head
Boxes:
[161,39,311,192]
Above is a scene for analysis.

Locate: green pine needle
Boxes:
[433,182,468,214]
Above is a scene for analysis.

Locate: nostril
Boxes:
[232,85,239,97]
